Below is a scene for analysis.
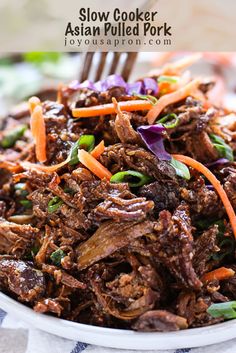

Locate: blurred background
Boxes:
[1,52,236,116]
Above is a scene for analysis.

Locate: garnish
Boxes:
[157,113,179,129]
[110,170,151,187]
[209,134,234,161]
[48,196,63,213]
[142,78,159,95]
[30,105,47,163]
[72,100,153,118]
[90,140,105,159]
[50,249,65,266]
[135,94,158,105]
[69,140,80,165]
[170,157,191,180]
[28,96,41,114]
[205,158,229,168]
[146,79,200,124]
[137,124,171,161]
[137,125,190,179]
[201,267,235,283]
[20,200,32,209]
[207,301,236,320]
[78,149,112,180]
[0,124,27,148]
[69,134,95,165]
[161,53,202,75]
[21,158,69,173]
[78,135,95,152]
[172,154,236,239]
[158,75,179,84]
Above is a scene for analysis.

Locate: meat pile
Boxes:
[0,69,236,332]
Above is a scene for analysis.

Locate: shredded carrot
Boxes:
[158,81,178,95]
[172,154,236,239]
[207,75,226,107]
[146,79,201,124]
[28,96,41,115]
[30,106,47,163]
[29,96,41,138]
[0,161,22,173]
[153,52,175,67]
[78,149,112,180]
[57,83,64,104]
[72,100,153,118]
[21,158,69,173]
[162,53,202,75]
[201,267,235,283]
[90,140,105,159]
[21,141,106,173]
[12,172,28,183]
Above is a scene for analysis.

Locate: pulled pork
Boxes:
[0,62,236,333]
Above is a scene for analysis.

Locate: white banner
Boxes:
[0,0,235,51]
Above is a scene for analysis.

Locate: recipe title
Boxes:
[64,8,172,48]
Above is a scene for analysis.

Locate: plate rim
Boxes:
[1,292,236,350]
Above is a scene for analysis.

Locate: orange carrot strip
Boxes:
[78,149,112,180]
[21,158,69,173]
[201,267,235,283]
[28,96,41,115]
[162,53,202,75]
[29,96,41,138]
[72,100,153,118]
[172,154,236,239]
[31,106,47,163]
[0,161,23,173]
[146,79,200,124]
[90,140,105,159]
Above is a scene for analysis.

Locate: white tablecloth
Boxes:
[0,308,236,353]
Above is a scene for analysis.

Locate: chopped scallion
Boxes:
[135,94,158,106]
[209,134,234,162]
[156,113,179,129]
[50,249,65,266]
[110,170,152,187]
[0,124,27,148]
[69,134,95,165]
[20,200,32,209]
[157,75,179,84]
[170,157,191,180]
[207,301,236,319]
[48,196,63,213]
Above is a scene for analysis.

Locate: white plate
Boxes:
[0,292,235,350]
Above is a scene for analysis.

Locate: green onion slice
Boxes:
[110,170,152,187]
[135,94,158,106]
[170,157,191,180]
[48,196,63,213]
[207,301,236,319]
[0,124,27,148]
[20,200,32,209]
[157,75,179,84]
[209,134,234,162]
[156,113,179,129]
[69,140,80,165]
[78,134,95,152]
[69,134,95,165]
[50,249,65,266]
